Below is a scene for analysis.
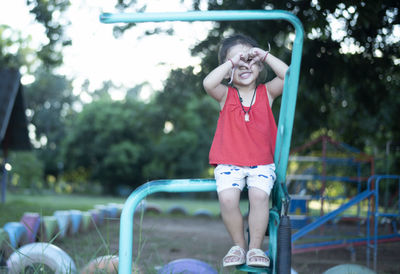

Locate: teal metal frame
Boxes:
[100,10,304,274]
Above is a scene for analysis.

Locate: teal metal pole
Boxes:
[99,10,304,274]
[119,179,216,273]
[101,10,301,25]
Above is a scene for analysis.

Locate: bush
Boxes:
[8,151,44,191]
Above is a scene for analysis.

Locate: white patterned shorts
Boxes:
[214,164,276,195]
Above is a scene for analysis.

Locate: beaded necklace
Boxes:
[234,86,257,122]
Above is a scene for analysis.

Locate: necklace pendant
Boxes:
[244,113,250,122]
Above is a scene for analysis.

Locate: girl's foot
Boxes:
[222,245,246,267]
[246,248,270,267]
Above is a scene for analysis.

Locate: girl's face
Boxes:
[226,44,261,88]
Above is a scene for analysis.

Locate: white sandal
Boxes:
[246,248,270,267]
[223,245,246,267]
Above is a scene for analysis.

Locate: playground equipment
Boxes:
[288,135,375,217]
[291,175,400,272]
[286,136,376,234]
[100,9,304,274]
[286,136,400,272]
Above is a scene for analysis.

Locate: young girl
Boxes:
[203,34,288,268]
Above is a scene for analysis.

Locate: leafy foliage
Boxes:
[190,0,400,151]
[0,25,36,70]
[62,98,156,192]
[26,0,71,67]
[62,67,218,192]
[9,151,44,190]
[24,68,75,177]
[4,0,399,193]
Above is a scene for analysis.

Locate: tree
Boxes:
[26,0,71,68]
[144,67,218,180]
[61,67,219,192]
[9,151,44,191]
[193,1,399,150]
[0,25,36,71]
[24,68,75,178]
[114,0,399,153]
[62,97,164,193]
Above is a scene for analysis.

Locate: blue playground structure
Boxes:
[291,175,400,272]
[287,135,375,228]
[100,10,304,274]
[286,137,400,272]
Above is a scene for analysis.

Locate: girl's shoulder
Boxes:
[257,83,274,106]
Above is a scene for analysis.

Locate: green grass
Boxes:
[0,192,252,225]
[0,191,253,227]
[1,192,240,273]
[146,197,249,216]
[0,193,126,227]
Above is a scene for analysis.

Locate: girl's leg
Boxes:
[218,188,246,263]
[248,188,269,263]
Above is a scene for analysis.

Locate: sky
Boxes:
[0,0,212,100]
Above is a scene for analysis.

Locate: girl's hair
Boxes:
[218,34,259,64]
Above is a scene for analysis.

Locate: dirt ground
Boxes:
[76,214,400,274]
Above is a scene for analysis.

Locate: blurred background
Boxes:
[1,0,399,197]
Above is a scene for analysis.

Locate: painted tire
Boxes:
[107,203,123,217]
[95,204,119,219]
[144,203,163,215]
[81,255,142,274]
[166,205,188,216]
[53,211,71,239]
[193,209,213,218]
[69,210,82,235]
[7,242,77,274]
[20,212,41,243]
[0,227,13,259]
[81,212,92,232]
[40,216,58,241]
[106,205,119,219]
[94,205,110,218]
[0,228,9,248]
[323,264,376,274]
[3,222,27,248]
[158,258,217,274]
[89,209,104,226]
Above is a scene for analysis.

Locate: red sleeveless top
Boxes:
[209,84,277,166]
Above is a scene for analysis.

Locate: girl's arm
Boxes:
[203,52,244,107]
[202,61,231,105]
[249,48,289,100]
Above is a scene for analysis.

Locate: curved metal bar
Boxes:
[119,179,216,273]
[100,10,302,26]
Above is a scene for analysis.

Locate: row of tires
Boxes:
[0,201,216,273]
[0,203,125,273]
[0,203,123,253]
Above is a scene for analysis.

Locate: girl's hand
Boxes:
[248,47,268,67]
[229,51,249,68]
